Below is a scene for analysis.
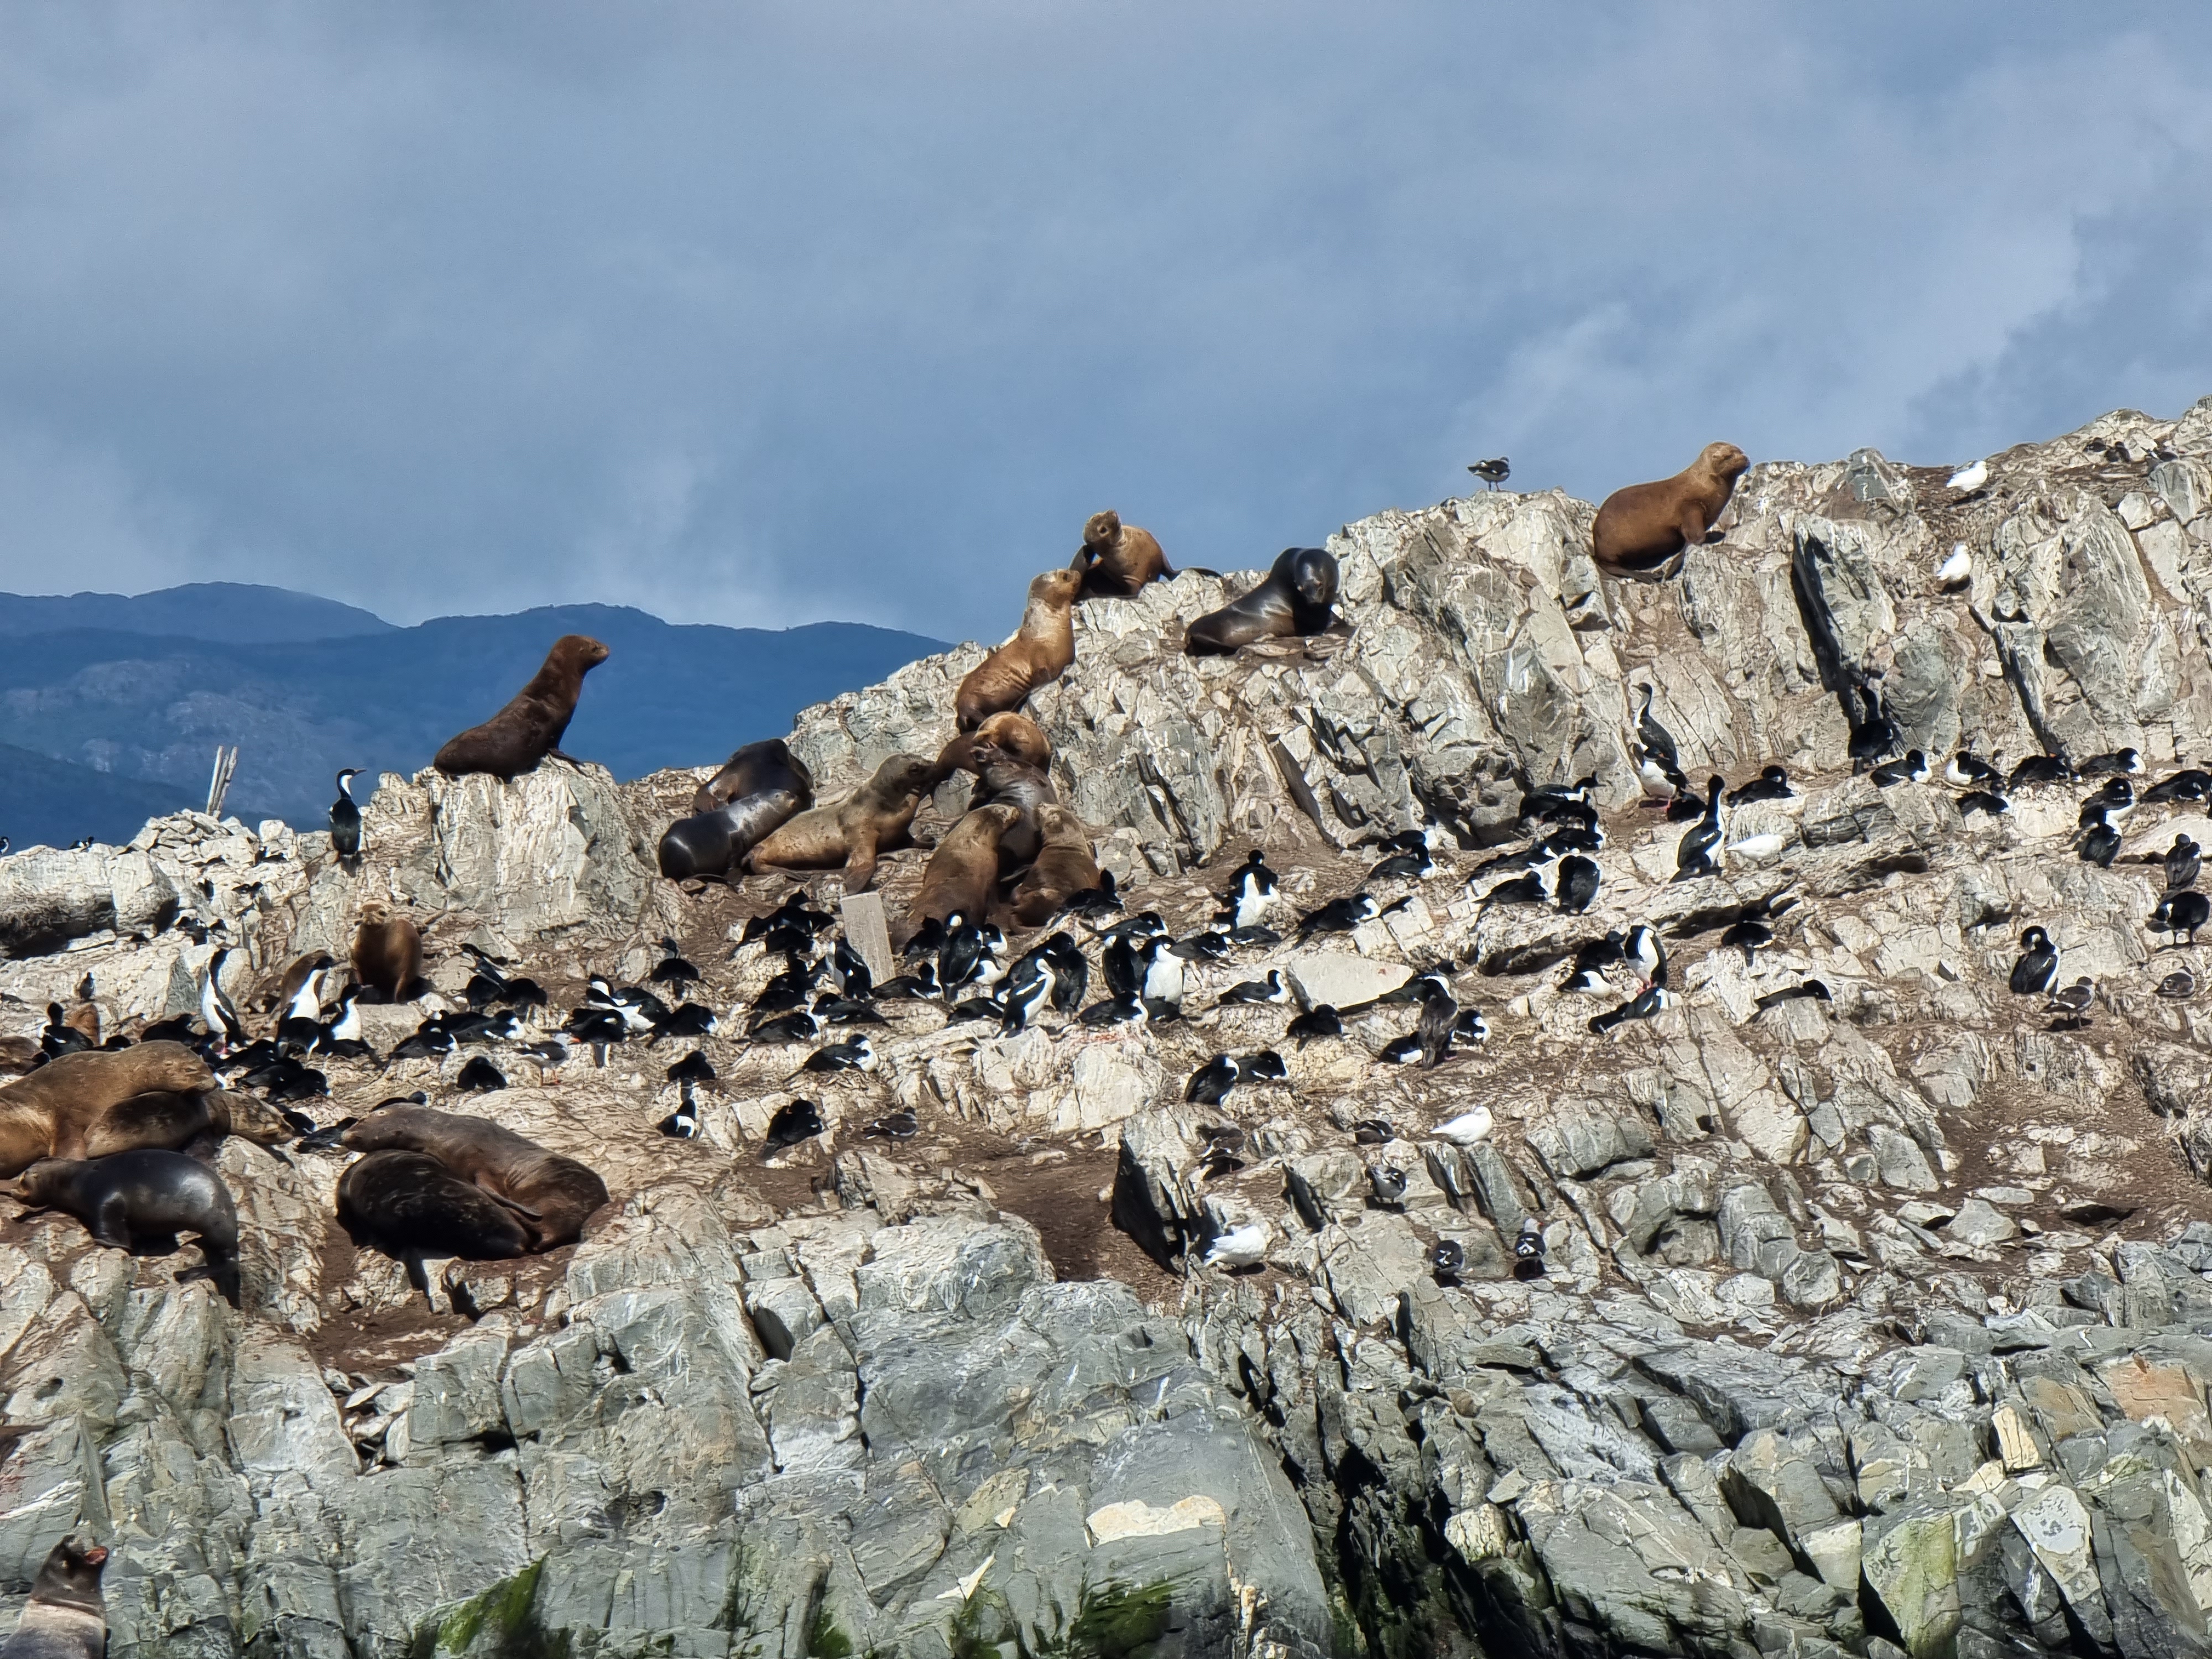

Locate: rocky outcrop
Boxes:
[8,398,2212,1656]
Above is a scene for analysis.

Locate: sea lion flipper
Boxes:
[89,1191,133,1251]
[843,833,882,894]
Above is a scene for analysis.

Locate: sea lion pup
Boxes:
[0,1042,216,1178]
[1010,805,1101,926]
[340,1106,608,1250]
[745,755,936,893]
[15,1150,242,1305]
[1184,547,1340,655]
[352,902,423,1003]
[903,804,1022,940]
[338,1150,529,1261]
[1070,509,1173,599]
[953,568,1082,732]
[1,1535,109,1659]
[432,633,610,780]
[80,1087,290,1160]
[1590,442,1751,582]
[659,739,815,881]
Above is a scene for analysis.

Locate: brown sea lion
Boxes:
[352,904,422,1003]
[340,1105,608,1250]
[904,804,1022,940]
[0,1043,215,1178]
[433,633,610,779]
[954,568,1082,731]
[745,755,936,893]
[928,711,1052,787]
[338,1149,529,1261]
[80,1087,290,1160]
[659,739,814,880]
[1010,805,1100,926]
[2,1535,109,1659]
[16,1150,242,1305]
[1070,509,1174,599]
[1185,547,1340,655]
[1590,442,1750,581]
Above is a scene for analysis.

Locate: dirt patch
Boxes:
[974,1142,1177,1295]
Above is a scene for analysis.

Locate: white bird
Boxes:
[1936,545,1971,588]
[1432,1107,1496,1146]
[1202,1222,1271,1269]
[1947,460,1989,493]
[1729,832,1787,862]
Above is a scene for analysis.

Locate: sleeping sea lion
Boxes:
[953,568,1082,731]
[340,1105,608,1250]
[433,633,610,779]
[659,739,814,880]
[1010,805,1101,926]
[16,1150,241,1305]
[1185,547,1340,655]
[1070,509,1174,598]
[80,1087,290,1160]
[337,1150,529,1261]
[1591,442,1750,581]
[1,1535,109,1659]
[0,1042,215,1179]
[904,804,1022,941]
[352,903,422,1002]
[745,755,936,893]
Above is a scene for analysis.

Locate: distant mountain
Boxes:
[0,582,397,643]
[0,744,191,852]
[0,591,946,844]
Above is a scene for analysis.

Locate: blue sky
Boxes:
[1,3,2206,641]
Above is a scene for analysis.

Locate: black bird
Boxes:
[1625,924,1668,991]
[1216,969,1290,1008]
[1674,779,1725,877]
[1228,924,1284,948]
[831,938,872,1000]
[940,917,1004,993]
[1846,677,1901,771]
[1352,1117,1394,1145]
[1432,1238,1465,1280]
[2077,748,2142,779]
[2154,891,2212,947]
[750,961,819,1015]
[1753,979,1832,1013]
[2158,968,2197,1000]
[1946,748,2002,789]
[248,1057,328,1101]
[1479,866,1551,910]
[658,1081,701,1139]
[1727,765,1794,805]
[1368,846,1434,882]
[1721,918,1772,965]
[743,897,832,942]
[800,1036,876,1073]
[901,916,948,959]
[2010,927,2060,995]
[649,1003,719,1041]
[1664,781,1708,823]
[1958,789,2010,818]
[296,1117,357,1153]
[1170,930,1234,962]
[1286,1006,1342,1047]
[1045,933,1088,1011]
[68,835,95,852]
[944,996,1008,1025]
[39,1004,90,1058]
[811,994,887,1027]
[392,1022,457,1061]
[1239,1050,1288,1082]
[1297,894,1378,942]
[1413,978,1458,1069]
[1187,1055,1241,1106]
[763,1098,825,1156]
[1063,868,1123,921]
[1514,1217,1547,1277]
[667,1049,716,1084]
[1869,750,1928,788]
[747,1010,820,1044]
[1556,855,1600,916]
[1077,994,1146,1028]
[1467,457,1510,489]
[1562,930,1626,994]
[2167,834,2201,892]
[328,769,364,858]
[2145,768,2212,805]
[2081,778,2135,825]
[874,962,940,1001]
[862,1108,920,1140]
[1635,684,1681,775]
[2008,754,2073,791]
[650,940,702,988]
[2079,813,2122,867]
[1368,1165,1407,1204]
[1518,778,1598,834]
[455,1055,507,1093]
[1590,984,1671,1036]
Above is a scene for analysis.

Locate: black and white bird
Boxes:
[998,944,1063,1034]
[1727,765,1794,805]
[862,1108,920,1141]
[1555,854,1601,916]
[2167,834,2202,893]
[1186,1055,1243,1106]
[1296,893,1377,941]
[2077,748,2142,779]
[1368,1165,1407,1204]
[1846,677,1901,772]
[763,1098,826,1156]
[1519,776,1598,833]
[1431,1238,1465,1279]
[2145,768,2212,806]
[2079,811,2122,868]
[1673,779,1726,879]
[1215,969,1291,1008]
[1958,789,2010,819]
[200,948,247,1053]
[2044,978,2094,1025]
[1063,868,1122,921]
[1353,1117,1394,1145]
[1753,979,1832,1013]
[38,1004,90,1058]
[666,1048,716,1084]
[2158,967,2197,1000]
[2081,777,2136,826]
[2154,890,2212,948]
[1413,977,1458,1068]
[1479,865,1551,910]
[455,1055,507,1093]
[1562,931,1626,994]
[328,769,364,858]
[1720,917,1772,966]
[1869,750,1928,788]
[1077,993,1149,1029]
[1286,1005,1342,1047]
[1590,983,1671,1035]
[800,1035,876,1074]
[1635,684,1680,775]
[1170,929,1234,962]
[658,1081,702,1139]
[873,961,941,1001]
[747,1009,820,1044]
[1368,843,1434,882]
[649,1002,719,1042]
[1625,924,1668,991]
[2008,754,2073,791]
[1240,1050,1287,1082]
[1219,850,1280,930]
[1946,748,2002,790]
[1467,457,1510,489]
[2009,927,2060,995]
[1515,1217,1547,1276]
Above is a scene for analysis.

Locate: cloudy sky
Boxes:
[1,3,2208,643]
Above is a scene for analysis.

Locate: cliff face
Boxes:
[6,398,2212,1658]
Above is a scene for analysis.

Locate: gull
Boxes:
[1947,460,1989,493]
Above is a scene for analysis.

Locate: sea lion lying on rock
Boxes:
[1010,804,1101,926]
[659,739,814,880]
[0,1042,229,1178]
[745,754,935,893]
[954,569,1081,731]
[1591,442,1750,581]
[1070,509,1173,599]
[1185,547,1340,655]
[15,1149,242,1305]
[338,1150,530,1262]
[434,633,609,780]
[340,1105,608,1250]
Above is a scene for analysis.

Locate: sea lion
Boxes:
[1185,547,1340,655]
[340,1106,608,1250]
[953,568,1082,731]
[1070,509,1173,599]
[1,1535,109,1659]
[1010,805,1101,926]
[1591,442,1751,581]
[352,904,422,1002]
[904,804,1022,939]
[659,739,814,881]
[928,711,1052,787]
[0,1043,216,1178]
[337,1149,530,1261]
[746,755,937,893]
[80,1087,291,1160]
[432,633,610,780]
[15,1150,241,1305]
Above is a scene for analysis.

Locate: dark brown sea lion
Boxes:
[745,755,936,893]
[904,804,1022,940]
[1070,509,1174,599]
[954,568,1082,731]
[2,1535,109,1659]
[340,1105,608,1250]
[1591,442,1750,581]
[80,1088,290,1160]
[1010,805,1100,926]
[1185,547,1340,655]
[352,904,422,1002]
[0,1043,215,1178]
[337,1149,529,1261]
[433,634,610,779]
[659,739,814,880]
[16,1150,241,1305]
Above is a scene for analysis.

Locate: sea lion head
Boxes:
[14,1159,71,1204]
[1034,803,1089,846]
[553,634,612,672]
[1030,568,1083,608]
[970,712,1051,770]
[869,755,939,800]
[1696,443,1751,487]
[28,1534,108,1605]
[359,899,390,927]
[1280,547,1340,609]
[207,1088,293,1145]
[128,1041,218,1095]
[1083,510,1122,550]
